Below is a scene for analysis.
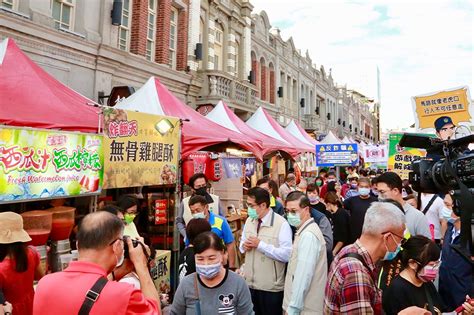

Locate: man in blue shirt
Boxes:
[188,195,236,269]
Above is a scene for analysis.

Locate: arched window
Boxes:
[214,23,224,70]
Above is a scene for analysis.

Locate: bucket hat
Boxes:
[0,212,31,244]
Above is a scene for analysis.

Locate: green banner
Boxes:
[0,127,103,203]
[388,132,432,180]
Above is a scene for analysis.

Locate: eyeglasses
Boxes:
[416,260,441,270]
[382,231,407,245]
[109,237,124,246]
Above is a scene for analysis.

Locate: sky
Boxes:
[250,0,473,131]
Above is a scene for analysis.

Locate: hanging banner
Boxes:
[363,144,388,163]
[103,109,180,189]
[388,133,431,180]
[316,143,359,167]
[0,127,103,203]
[243,158,256,177]
[412,86,472,132]
[150,249,171,294]
[222,158,242,179]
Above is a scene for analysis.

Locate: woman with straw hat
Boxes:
[0,212,44,315]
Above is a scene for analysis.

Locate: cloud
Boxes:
[250,0,473,131]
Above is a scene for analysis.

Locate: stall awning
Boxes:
[285,120,318,147]
[0,38,100,133]
[320,131,342,144]
[115,77,264,160]
[246,107,314,153]
[206,101,300,158]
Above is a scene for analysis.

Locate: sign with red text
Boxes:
[0,127,103,203]
[102,108,179,189]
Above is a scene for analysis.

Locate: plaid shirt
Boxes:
[324,240,382,314]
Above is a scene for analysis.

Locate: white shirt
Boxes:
[239,209,293,263]
[420,193,444,239]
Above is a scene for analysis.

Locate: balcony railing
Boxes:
[197,70,258,112]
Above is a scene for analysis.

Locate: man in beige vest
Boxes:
[239,187,292,315]
[176,173,223,238]
[283,191,327,315]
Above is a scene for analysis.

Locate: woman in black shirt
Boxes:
[324,191,350,256]
[383,235,473,315]
[178,218,211,281]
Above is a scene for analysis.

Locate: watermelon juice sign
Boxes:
[0,127,103,202]
[316,143,359,167]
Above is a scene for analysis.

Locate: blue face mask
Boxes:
[195,262,222,279]
[247,207,259,220]
[359,188,370,196]
[382,235,402,261]
[441,207,452,221]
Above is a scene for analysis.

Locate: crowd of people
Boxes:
[0,167,473,315]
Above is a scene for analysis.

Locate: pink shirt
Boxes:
[33,261,159,315]
[0,246,39,315]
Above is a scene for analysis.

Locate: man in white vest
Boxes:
[283,191,327,315]
[176,173,223,238]
[240,187,292,315]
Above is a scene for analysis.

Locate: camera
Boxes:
[123,235,146,259]
[399,133,474,193]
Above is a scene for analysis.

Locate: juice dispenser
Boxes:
[47,206,75,272]
[21,210,52,273]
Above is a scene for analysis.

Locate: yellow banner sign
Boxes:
[102,108,179,189]
[413,86,471,129]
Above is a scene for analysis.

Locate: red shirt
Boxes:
[0,246,39,315]
[324,241,382,314]
[33,261,159,315]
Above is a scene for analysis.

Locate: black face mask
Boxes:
[194,187,214,204]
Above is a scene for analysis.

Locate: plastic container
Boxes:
[60,254,73,270]
[47,206,75,241]
[21,211,52,246]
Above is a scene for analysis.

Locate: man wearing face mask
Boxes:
[283,191,327,315]
[344,177,378,243]
[188,195,236,270]
[319,171,338,199]
[279,173,297,202]
[344,176,360,199]
[257,177,285,216]
[376,172,431,239]
[177,173,224,238]
[439,193,474,311]
[325,202,406,314]
[34,211,160,314]
[240,187,292,315]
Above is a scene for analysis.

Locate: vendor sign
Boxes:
[412,86,472,132]
[363,144,388,164]
[103,108,179,189]
[151,249,171,294]
[0,127,103,202]
[316,143,359,167]
[388,133,430,180]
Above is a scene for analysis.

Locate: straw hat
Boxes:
[0,212,31,244]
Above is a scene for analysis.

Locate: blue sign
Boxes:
[315,143,359,167]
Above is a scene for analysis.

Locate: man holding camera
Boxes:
[34,211,160,314]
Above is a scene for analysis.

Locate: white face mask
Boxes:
[193,212,206,219]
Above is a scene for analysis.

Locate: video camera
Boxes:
[399,133,474,256]
[399,133,474,194]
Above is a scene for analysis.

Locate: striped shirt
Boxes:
[324,240,382,314]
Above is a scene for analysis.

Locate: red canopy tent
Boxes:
[115,77,264,160]
[0,38,100,133]
[206,101,300,159]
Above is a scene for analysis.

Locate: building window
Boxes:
[146,0,156,61]
[168,7,178,68]
[118,0,131,51]
[52,0,75,30]
[1,0,15,10]
[214,24,223,70]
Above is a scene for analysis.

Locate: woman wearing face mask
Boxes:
[324,192,350,256]
[171,231,254,314]
[383,235,473,315]
[117,195,140,239]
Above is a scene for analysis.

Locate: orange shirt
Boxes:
[33,261,159,315]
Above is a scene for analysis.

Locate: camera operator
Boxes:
[439,193,474,311]
[33,211,160,314]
